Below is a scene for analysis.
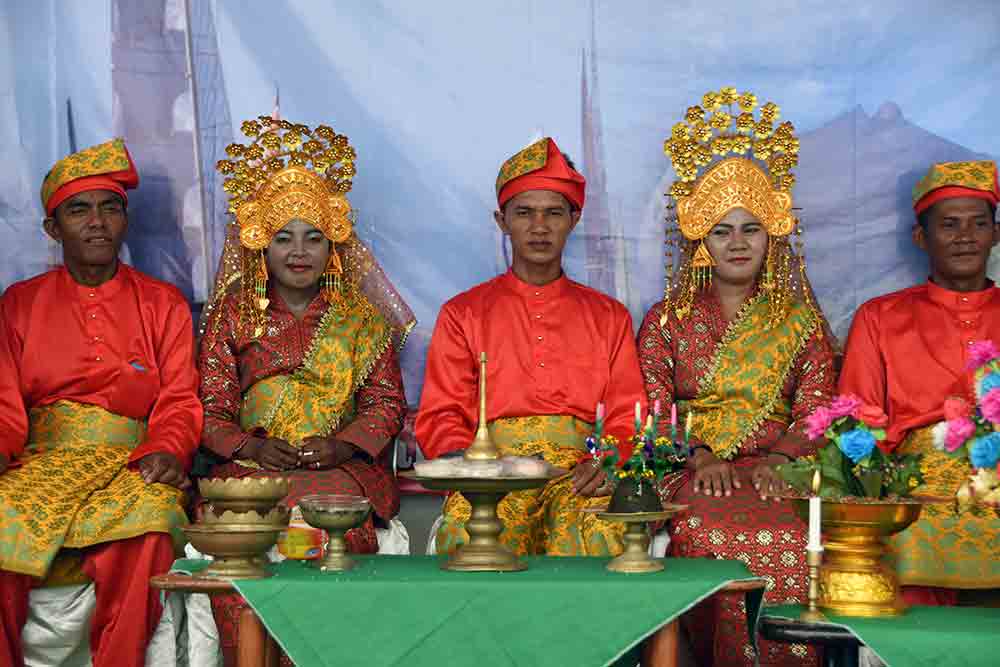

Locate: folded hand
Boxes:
[572,458,614,498]
[298,437,356,471]
[137,452,190,490]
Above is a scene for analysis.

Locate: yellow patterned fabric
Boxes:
[682,295,817,460]
[237,295,391,462]
[494,138,550,196]
[887,425,1000,588]
[39,138,133,210]
[911,160,998,206]
[0,401,186,578]
[437,415,625,557]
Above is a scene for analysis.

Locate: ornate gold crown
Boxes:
[664,86,799,240]
[660,88,816,328]
[216,117,356,250]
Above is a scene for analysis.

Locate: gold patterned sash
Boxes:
[888,425,1000,588]
[238,296,391,462]
[681,295,817,460]
[0,401,186,578]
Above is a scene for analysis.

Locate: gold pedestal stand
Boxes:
[597,507,684,574]
[185,478,291,580]
[406,476,553,571]
[405,353,550,572]
[792,499,923,617]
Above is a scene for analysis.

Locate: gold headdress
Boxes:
[661,86,819,331]
[215,117,357,337]
[203,116,416,346]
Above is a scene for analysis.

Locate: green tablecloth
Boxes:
[190,555,762,667]
[765,604,1000,667]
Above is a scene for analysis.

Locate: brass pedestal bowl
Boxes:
[198,477,290,514]
[184,506,290,580]
[298,495,371,572]
[594,504,687,574]
[403,474,551,572]
[791,498,923,617]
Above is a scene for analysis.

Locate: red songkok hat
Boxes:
[912,160,999,216]
[40,138,139,216]
[495,137,586,210]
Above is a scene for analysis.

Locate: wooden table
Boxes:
[150,573,281,667]
[640,579,767,667]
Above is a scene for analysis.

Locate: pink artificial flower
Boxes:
[945,417,976,453]
[981,388,1000,425]
[829,394,863,420]
[856,404,889,429]
[967,340,1000,370]
[805,406,834,440]
[943,397,972,421]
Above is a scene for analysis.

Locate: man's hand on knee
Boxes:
[137,452,190,489]
[572,458,613,497]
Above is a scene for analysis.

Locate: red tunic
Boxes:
[838,281,1000,446]
[0,265,201,468]
[416,270,646,457]
[198,290,406,463]
[638,291,836,667]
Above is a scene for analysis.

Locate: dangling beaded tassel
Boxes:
[691,239,714,292]
[660,213,676,326]
[321,252,345,309]
[252,250,269,337]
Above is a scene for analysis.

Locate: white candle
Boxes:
[807,496,822,551]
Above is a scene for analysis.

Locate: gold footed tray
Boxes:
[595,505,687,574]
[790,498,925,617]
[184,523,286,580]
[401,472,551,572]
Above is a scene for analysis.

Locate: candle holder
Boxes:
[799,548,827,623]
[404,353,551,572]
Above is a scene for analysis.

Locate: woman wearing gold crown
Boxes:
[638,88,836,666]
[196,116,415,663]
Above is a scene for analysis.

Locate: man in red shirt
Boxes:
[416,138,646,556]
[0,139,202,666]
[839,160,1000,604]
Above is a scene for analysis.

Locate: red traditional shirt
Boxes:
[638,291,836,458]
[838,281,1000,447]
[415,270,647,458]
[0,265,202,468]
[198,290,406,461]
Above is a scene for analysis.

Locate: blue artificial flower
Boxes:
[838,428,876,464]
[979,372,1000,397]
[969,432,1000,469]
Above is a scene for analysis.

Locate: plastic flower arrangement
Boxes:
[935,340,1000,505]
[778,394,923,499]
[585,401,689,488]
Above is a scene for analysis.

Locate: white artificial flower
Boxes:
[931,421,949,451]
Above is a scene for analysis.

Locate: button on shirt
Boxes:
[416,269,647,458]
[839,280,1000,447]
